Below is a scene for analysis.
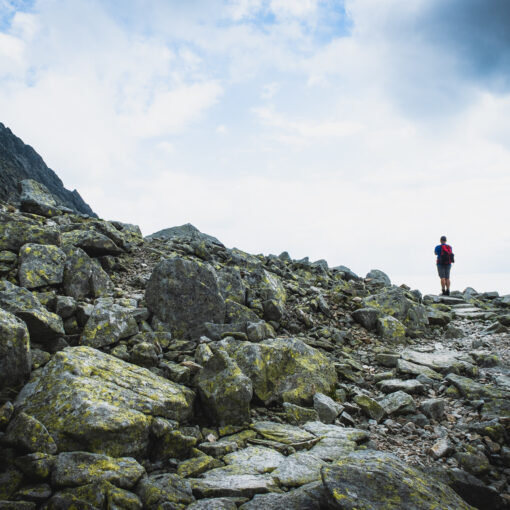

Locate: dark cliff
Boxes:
[0,122,95,216]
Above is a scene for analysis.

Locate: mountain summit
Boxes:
[0,122,95,216]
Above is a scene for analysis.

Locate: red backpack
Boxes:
[439,245,454,265]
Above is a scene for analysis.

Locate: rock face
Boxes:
[15,346,195,457]
[322,450,474,509]
[0,308,31,390]
[0,122,95,215]
[146,257,226,338]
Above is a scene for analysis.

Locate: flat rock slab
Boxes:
[377,378,425,395]
[397,359,443,381]
[190,475,278,499]
[308,437,357,461]
[445,373,510,400]
[270,452,325,487]
[223,447,284,474]
[252,421,315,444]
[402,350,475,375]
[302,422,370,443]
[52,451,145,489]
[15,346,195,457]
[321,450,474,509]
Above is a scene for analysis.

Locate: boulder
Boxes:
[146,223,223,245]
[380,390,416,415]
[15,346,195,457]
[136,473,195,509]
[61,229,123,256]
[62,245,113,300]
[146,257,226,339]
[219,337,337,405]
[321,450,474,509]
[351,307,379,331]
[364,287,428,337]
[366,269,391,285]
[271,452,325,487]
[194,349,253,426]
[376,315,407,341]
[0,308,31,390]
[313,393,343,423]
[18,243,66,289]
[52,451,145,488]
[0,213,60,252]
[19,179,60,217]
[223,446,285,474]
[0,281,64,343]
[80,299,138,348]
[3,412,57,454]
[353,394,385,422]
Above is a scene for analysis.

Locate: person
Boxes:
[435,236,454,295]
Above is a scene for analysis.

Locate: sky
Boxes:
[1,0,510,294]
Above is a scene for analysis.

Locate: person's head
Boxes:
[440,235,447,244]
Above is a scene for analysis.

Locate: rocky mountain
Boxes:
[0,122,95,216]
[0,183,509,509]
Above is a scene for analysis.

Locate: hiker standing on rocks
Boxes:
[435,236,454,296]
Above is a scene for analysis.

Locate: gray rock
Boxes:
[351,307,379,331]
[62,245,113,300]
[0,308,31,390]
[19,179,60,217]
[136,473,195,508]
[0,213,60,252]
[146,223,223,245]
[353,394,385,422]
[15,346,195,457]
[302,422,370,443]
[420,398,446,420]
[80,300,138,348]
[224,446,285,474]
[308,436,357,461]
[376,315,407,341]
[283,402,319,425]
[0,280,64,343]
[189,475,277,499]
[52,451,145,488]
[313,393,343,423]
[397,359,443,381]
[195,349,253,426]
[429,438,453,460]
[322,450,473,509]
[4,412,57,454]
[54,295,76,319]
[253,421,316,444]
[246,321,275,342]
[271,452,325,487]
[217,267,246,305]
[18,243,66,289]
[218,337,337,406]
[402,350,476,375]
[366,269,391,285]
[378,378,425,395]
[61,229,123,256]
[188,498,238,510]
[380,391,416,415]
[146,257,226,339]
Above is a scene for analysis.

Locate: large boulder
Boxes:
[194,349,253,426]
[15,346,195,457]
[146,257,226,339]
[62,245,113,300]
[321,450,474,509]
[0,308,31,390]
[61,229,123,256]
[80,299,138,348]
[19,179,60,217]
[0,280,64,343]
[0,212,60,252]
[218,337,337,405]
[366,269,391,285]
[363,287,428,337]
[18,243,66,289]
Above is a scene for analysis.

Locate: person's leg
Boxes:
[445,266,451,295]
[440,277,446,294]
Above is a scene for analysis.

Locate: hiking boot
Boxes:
[441,290,446,295]
[446,289,450,296]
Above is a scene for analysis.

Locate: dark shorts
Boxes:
[437,264,451,279]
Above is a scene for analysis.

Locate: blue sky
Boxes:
[1,0,510,292]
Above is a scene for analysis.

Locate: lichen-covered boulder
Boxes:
[366,269,391,285]
[52,451,145,488]
[0,281,64,343]
[111,221,144,246]
[61,229,124,256]
[219,337,337,406]
[146,257,226,339]
[3,411,57,454]
[217,267,246,305]
[18,243,66,289]
[0,308,31,390]
[62,245,113,299]
[80,299,138,348]
[0,212,60,252]
[321,450,474,509]
[15,346,195,457]
[245,267,287,307]
[351,307,379,331]
[364,287,428,337]
[136,473,195,509]
[19,179,61,217]
[195,349,253,426]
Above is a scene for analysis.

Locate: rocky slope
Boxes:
[0,123,95,216]
[0,182,509,509]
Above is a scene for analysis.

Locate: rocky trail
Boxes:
[0,180,509,509]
